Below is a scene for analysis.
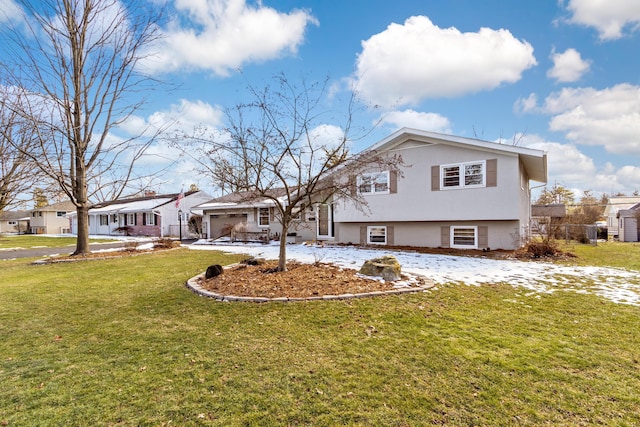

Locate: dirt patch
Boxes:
[198,261,425,299]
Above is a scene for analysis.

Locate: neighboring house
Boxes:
[531,204,567,238]
[617,203,640,242]
[30,201,76,234]
[0,211,30,234]
[196,128,548,250]
[604,196,640,238]
[69,190,211,238]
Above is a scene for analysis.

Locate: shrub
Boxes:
[523,241,560,258]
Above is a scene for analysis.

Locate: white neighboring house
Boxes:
[68,191,211,238]
[196,128,548,250]
[617,203,640,242]
[604,196,640,239]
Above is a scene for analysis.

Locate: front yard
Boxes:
[1,243,639,425]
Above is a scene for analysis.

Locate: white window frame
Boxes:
[127,213,135,225]
[258,207,270,227]
[450,226,478,249]
[99,215,109,226]
[440,161,486,190]
[367,226,387,245]
[145,212,156,226]
[358,171,390,195]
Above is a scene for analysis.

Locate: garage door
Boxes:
[210,214,247,239]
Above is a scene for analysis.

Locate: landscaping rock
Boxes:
[205,264,224,279]
[241,257,265,266]
[358,255,401,281]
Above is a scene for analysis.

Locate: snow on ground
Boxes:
[189,240,640,307]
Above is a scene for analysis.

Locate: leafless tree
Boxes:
[1,0,164,255]
[0,90,40,212]
[181,75,403,271]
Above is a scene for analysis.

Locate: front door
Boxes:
[317,204,333,239]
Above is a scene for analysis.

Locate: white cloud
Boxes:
[513,93,539,114]
[521,134,640,194]
[541,84,640,155]
[547,48,590,82]
[0,0,23,23]
[353,16,537,107]
[379,109,452,133]
[565,0,640,40]
[139,0,317,76]
[119,99,224,137]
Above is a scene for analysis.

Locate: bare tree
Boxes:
[0,90,40,212]
[181,75,403,272]
[1,0,163,255]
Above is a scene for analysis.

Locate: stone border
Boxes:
[185,264,436,303]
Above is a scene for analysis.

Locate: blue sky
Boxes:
[4,0,640,199]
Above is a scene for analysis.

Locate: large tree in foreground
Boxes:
[1,0,163,255]
[182,75,403,272]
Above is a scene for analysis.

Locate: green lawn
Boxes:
[560,240,640,270]
[1,247,639,426]
[0,234,118,249]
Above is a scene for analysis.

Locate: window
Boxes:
[367,226,387,245]
[441,161,485,189]
[8,221,17,225]
[99,215,109,226]
[258,207,270,226]
[358,171,390,194]
[451,226,477,249]
[126,213,136,225]
[56,211,66,217]
[145,212,156,226]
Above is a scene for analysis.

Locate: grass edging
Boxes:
[185,263,436,302]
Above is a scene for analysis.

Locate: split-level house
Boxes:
[29,201,76,234]
[196,128,547,250]
[69,190,211,238]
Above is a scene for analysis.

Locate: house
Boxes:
[196,128,547,250]
[0,210,30,234]
[531,204,567,238]
[195,189,317,242]
[29,201,75,234]
[604,196,640,239]
[69,190,211,238]
[617,203,640,242]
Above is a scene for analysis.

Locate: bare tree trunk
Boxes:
[74,204,90,255]
[278,219,289,272]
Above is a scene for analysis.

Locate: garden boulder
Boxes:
[358,255,401,281]
[205,264,224,279]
